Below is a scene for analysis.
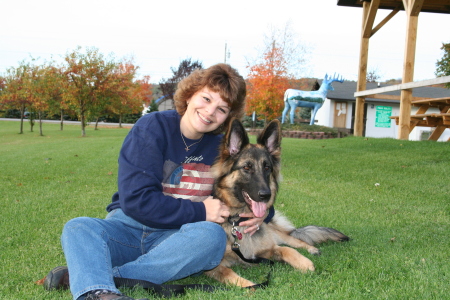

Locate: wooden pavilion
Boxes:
[337,0,450,141]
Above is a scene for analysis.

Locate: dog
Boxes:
[204,118,349,287]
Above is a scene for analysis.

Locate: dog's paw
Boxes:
[308,247,321,256]
[306,262,315,272]
[299,259,315,272]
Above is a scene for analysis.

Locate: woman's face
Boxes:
[180,87,230,139]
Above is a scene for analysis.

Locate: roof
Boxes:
[337,0,450,14]
[322,80,450,103]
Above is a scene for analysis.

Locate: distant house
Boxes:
[157,99,174,111]
[315,81,450,141]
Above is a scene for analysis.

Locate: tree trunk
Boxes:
[119,114,123,128]
[81,113,86,137]
[38,111,44,136]
[29,114,35,132]
[60,109,64,131]
[19,105,25,134]
[95,117,99,130]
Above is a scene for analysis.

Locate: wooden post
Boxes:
[398,0,423,140]
[354,2,370,137]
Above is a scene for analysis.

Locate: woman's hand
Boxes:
[239,212,265,236]
[203,196,230,224]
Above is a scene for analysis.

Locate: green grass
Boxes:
[1,120,449,299]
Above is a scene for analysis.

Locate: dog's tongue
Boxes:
[251,200,267,218]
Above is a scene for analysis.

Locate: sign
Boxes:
[375,106,392,128]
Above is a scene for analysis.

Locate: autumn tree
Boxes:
[435,42,450,88]
[259,22,310,78]
[62,46,117,136]
[247,45,291,121]
[134,75,153,113]
[28,63,51,136]
[0,76,5,94]
[106,60,147,128]
[246,23,309,121]
[44,63,70,130]
[159,58,203,108]
[0,62,34,133]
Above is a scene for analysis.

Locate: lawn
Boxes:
[1,120,449,299]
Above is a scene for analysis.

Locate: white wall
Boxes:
[315,99,333,127]
[318,99,450,141]
[365,102,399,138]
[365,103,450,141]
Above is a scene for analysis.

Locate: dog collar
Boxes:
[227,214,249,226]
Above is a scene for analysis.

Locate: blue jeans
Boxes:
[61,209,227,300]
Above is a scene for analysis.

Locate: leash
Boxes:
[113,261,273,297]
[113,277,223,297]
[113,259,272,297]
[113,217,274,297]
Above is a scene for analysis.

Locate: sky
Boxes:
[2,0,449,84]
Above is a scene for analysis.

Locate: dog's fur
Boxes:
[205,119,349,287]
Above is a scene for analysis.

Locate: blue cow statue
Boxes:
[281,73,344,125]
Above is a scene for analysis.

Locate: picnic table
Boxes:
[390,97,450,141]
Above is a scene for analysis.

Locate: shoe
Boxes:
[85,291,149,300]
[43,266,70,290]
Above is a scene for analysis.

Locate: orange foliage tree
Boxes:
[137,75,153,108]
[107,61,151,128]
[62,46,117,136]
[28,63,51,136]
[246,45,291,121]
[1,47,152,135]
[44,64,71,131]
[0,62,35,133]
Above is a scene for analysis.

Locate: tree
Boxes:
[137,75,153,108]
[246,45,291,121]
[246,23,309,121]
[28,62,50,136]
[62,46,117,136]
[435,42,450,88]
[0,76,5,94]
[366,67,382,83]
[44,63,70,131]
[0,62,34,134]
[159,58,203,107]
[258,22,310,78]
[145,100,159,114]
[107,60,147,128]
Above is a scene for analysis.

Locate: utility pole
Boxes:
[224,43,230,63]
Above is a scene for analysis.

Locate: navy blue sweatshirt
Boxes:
[107,110,274,229]
[107,110,222,229]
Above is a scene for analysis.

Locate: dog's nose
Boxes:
[258,190,271,201]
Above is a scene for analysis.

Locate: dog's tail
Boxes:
[290,226,349,245]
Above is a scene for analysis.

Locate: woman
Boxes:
[44,63,272,300]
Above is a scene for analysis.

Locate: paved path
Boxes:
[0,118,134,128]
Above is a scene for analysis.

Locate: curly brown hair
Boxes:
[174,63,246,134]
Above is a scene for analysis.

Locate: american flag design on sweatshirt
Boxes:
[162,162,214,202]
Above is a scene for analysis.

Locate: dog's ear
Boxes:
[226,118,249,156]
[257,119,281,154]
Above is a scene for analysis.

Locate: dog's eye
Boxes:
[243,164,252,171]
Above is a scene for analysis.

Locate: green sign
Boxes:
[375,106,392,128]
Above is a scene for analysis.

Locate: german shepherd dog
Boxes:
[205,119,349,287]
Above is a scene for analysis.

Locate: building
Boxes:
[315,81,450,141]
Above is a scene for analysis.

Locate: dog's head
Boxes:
[212,119,282,217]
